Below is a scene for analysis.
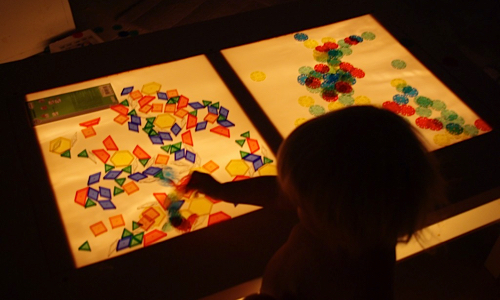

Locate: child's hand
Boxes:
[184,171,222,198]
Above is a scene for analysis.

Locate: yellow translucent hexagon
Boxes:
[258,164,277,176]
[154,113,176,129]
[188,197,213,216]
[49,137,71,154]
[141,82,162,94]
[225,159,249,177]
[110,150,134,167]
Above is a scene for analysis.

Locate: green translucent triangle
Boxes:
[167,99,176,104]
[132,221,141,230]
[189,110,197,116]
[211,102,220,108]
[139,158,149,166]
[77,149,88,158]
[61,150,71,158]
[217,115,226,121]
[240,151,250,158]
[85,198,96,208]
[240,131,250,138]
[161,145,171,153]
[122,166,132,173]
[128,109,137,116]
[146,117,156,123]
[155,171,165,179]
[168,96,179,103]
[114,186,124,196]
[170,142,182,153]
[142,127,152,134]
[264,157,274,164]
[120,99,129,106]
[115,178,126,186]
[133,232,144,242]
[122,228,133,238]
[78,241,91,251]
[235,139,246,147]
[105,164,114,173]
[129,237,142,247]
[202,100,212,106]
[144,122,154,129]
[149,130,158,136]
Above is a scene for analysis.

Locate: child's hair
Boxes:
[277,106,444,251]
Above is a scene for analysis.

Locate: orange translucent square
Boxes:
[139,104,152,114]
[81,126,96,138]
[122,181,139,195]
[152,103,163,112]
[202,160,219,173]
[143,207,160,220]
[109,214,125,229]
[90,221,107,237]
[174,109,188,118]
[114,114,129,125]
[164,103,176,113]
[204,113,218,123]
[130,90,143,100]
[155,154,169,165]
[166,89,178,98]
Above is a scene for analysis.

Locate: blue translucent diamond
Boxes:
[128,122,139,132]
[128,172,147,182]
[195,121,207,131]
[185,151,196,163]
[121,86,133,95]
[188,102,205,109]
[117,236,132,251]
[130,115,141,125]
[88,187,99,200]
[157,92,168,100]
[88,172,101,185]
[171,123,181,136]
[103,170,122,180]
[143,167,162,176]
[99,186,111,198]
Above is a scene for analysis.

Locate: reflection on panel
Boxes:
[222,15,492,151]
[26,55,276,268]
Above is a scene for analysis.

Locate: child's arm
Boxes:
[185,171,292,209]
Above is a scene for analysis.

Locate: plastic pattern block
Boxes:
[111,104,129,115]
[138,95,155,107]
[208,211,231,226]
[247,138,260,153]
[74,187,89,206]
[157,92,167,100]
[109,214,125,229]
[158,132,172,141]
[188,102,205,109]
[185,150,196,163]
[103,135,119,151]
[82,126,97,138]
[202,160,219,173]
[121,86,133,95]
[143,167,162,176]
[114,114,129,125]
[129,90,143,100]
[129,172,147,182]
[253,159,264,171]
[79,118,101,127]
[210,126,230,137]
[164,104,176,113]
[116,236,132,251]
[114,186,124,196]
[78,149,89,158]
[98,200,116,210]
[149,135,163,145]
[207,106,218,115]
[243,154,261,162]
[104,170,122,180]
[88,172,101,185]
[171,123,181,136]
[122,182,139,195]
[174,149,185,161]
[217,119,235,127]
[195,121,207,131]
[78,241,91,251]
[186,114,197,129]
[99,186,112,198]
[90,221,107,236]
[219,107,229,117]
[181,131,193,146]
[130,115,141,125]
[92,149,110,164]
[154,193,171,209]
[133,145,151,159]
[155,154,169,165]
[143,229,167,247]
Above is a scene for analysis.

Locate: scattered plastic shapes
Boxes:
[132,221,142,230]
[155,154,169,165]
[128,122,139,132]
[189,198,213,216]
[258,164,277,176]
[174,149,185,161]
[85,198,97,208]
[133,145,151,160]
[110,150,134,167]
[122,181,139,195]
[130,232,144,247]
[129,172,147,182]
[149,135,163,145]
[174,108,189,118]
[142,82,162,94]
[157,92,167,100]
[170,123,181,136]
[139,104,152,114]
[130,115,141,125]
[78,241,91,251]
[129,90,143,100]
[181,131,193,146]
[138,216,155,231]
[61,150,71,158]
[166,89,178,98]
[158,132,172,141]
[188,102,204,109]
[217,119,235,127]
[246,138,260,153]
[128,109,137,116]
[152,103,163,112]
[154,193,171,209]
[79,118,100,127]
[143,229,167,247]
[90,221,108,236]
[204,113,218,124]
[108,214,125,229]
[154,114,176,129]
[177,95,189,109]
[139,158,149,166]
[49,137,72,154]
[164,103,176,113]
[88,172,101,185]
[240,131,250,138]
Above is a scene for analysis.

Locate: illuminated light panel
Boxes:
[221,14,490,151]
[225,159,249,177]
[26,55,272,268]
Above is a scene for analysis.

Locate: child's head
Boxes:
[277,106,444,250]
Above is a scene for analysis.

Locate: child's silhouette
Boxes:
[186,106,444,300]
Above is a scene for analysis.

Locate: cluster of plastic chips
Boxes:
[384,80,492,146]
[297,35,368,102]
